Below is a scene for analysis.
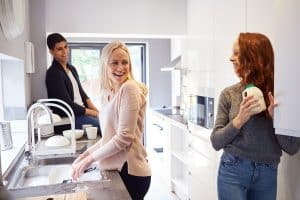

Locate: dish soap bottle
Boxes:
[242,84,266,115]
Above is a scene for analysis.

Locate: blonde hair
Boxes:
[99,41,147,103]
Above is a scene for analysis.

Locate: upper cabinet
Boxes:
[0,0,26,40]
[185,0,245,108]
[273,0,300,137]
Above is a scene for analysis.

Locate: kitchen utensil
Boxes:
[0,121,13,151]
[86,127,97,140]
[37,113,61,125]
[63,129,84,140]
[82,124,93,135]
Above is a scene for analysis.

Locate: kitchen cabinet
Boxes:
[148,111,171,188]
[170,121,189,200]
[273,0,300,137]
[271,1,300,200]
[187,123,219,200]
[185,0,246,113]
[169,122,219,200]
[151,110,219,199]
[246,0,275,39]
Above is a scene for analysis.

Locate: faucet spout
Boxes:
[25,102,53,158]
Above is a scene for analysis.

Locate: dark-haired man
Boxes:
[46,33,101,136]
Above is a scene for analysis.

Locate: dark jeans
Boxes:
[119,162,151,200]
[54,115,101,136]
[218,151,278,200]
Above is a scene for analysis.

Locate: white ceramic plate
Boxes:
[38,113,62,125]
[45,135,70,147]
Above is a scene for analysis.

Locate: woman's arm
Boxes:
[267,92,300,154]
[85,99,99,117]
[210,90,258,150]
[276,135,300,155]
[86,99,99,112]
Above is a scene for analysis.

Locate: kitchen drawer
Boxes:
[187,151,218,200]
[188,133,218,162]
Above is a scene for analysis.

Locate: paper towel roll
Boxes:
[24,41,35,73]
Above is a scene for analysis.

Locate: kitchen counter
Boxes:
[2,122,131,200]
[1,120,27,174]
[9,170,131,200]
[153,107,187,126]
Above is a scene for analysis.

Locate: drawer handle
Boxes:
[152,123,163,131]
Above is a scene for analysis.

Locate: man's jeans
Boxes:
[218,151,278,200]
[75,115,101,136]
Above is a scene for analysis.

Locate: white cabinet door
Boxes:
[147,112,171,185]
[273,0,300,137]
[187,150,218,200]
[246,0,275,39]
[213,0,246,107]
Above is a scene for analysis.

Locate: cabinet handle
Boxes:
[152,123,163,131]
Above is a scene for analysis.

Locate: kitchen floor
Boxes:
[144,148,179,200]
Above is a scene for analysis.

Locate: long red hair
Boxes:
[236,32,274,108]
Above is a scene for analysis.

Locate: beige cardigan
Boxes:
[87,80,151,176]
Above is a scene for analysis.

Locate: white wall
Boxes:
[0,0,30,59]
[45,0,186,36]
[28,0,48,101]
[0,0,32,106]
[28,0,185,102]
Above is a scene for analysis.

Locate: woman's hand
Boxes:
[72,151,90,168]
[71,154,95,181]
[267,92,278,119]
[233,95,260,129]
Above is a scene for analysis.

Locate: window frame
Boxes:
[68,42,147,84]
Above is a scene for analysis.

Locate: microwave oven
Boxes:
[189,95,214,129]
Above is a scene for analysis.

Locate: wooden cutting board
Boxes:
[17,192,87,200]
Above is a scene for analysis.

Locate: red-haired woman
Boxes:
[211,32,300,200]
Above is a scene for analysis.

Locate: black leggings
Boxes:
[119,162,151,200]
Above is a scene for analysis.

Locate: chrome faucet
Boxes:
[25,99,76,159]
[25,102,52,160]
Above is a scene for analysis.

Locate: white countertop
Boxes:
[1,120,27,174]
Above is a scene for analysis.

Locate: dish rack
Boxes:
[27,99,76,156]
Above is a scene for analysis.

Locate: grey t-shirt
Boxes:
[211,83,300,164]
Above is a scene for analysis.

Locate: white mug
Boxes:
[82,124,93,135]
[86,127,98,140]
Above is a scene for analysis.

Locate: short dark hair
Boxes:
[47,33,67,50]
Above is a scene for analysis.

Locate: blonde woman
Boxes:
[71,41,151,200]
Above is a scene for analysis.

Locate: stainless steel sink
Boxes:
[7,155,104,189]
[4,139,108,190]
[35,155,77,165]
